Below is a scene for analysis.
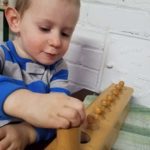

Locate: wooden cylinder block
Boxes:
[56,128,81,150]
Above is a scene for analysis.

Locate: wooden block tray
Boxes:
[45,81,133,150]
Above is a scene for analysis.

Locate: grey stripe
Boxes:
[50,79,69,89]
[55,59,68,73]
[3,61,54,84]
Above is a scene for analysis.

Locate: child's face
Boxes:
[15,0,79,65]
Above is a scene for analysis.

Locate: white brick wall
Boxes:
[64,0,150,107]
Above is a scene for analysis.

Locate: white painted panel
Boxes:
[71,26,106,49]
[64,43,82,64]
[80,47,103,70]
[100,34,150,107]
[82,0,150,11]
[79,2,150,39]
[123,0,150,10]
[86,0,150,11]
[67,63,98,89]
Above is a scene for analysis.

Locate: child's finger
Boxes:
[68,97,86,123]
[0,127,7,140]
[57,106,81,127]
[46,114,70,129]
[0,138,11,150]
[54,115,71,129]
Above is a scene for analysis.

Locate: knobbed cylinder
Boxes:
[56,128,81,150]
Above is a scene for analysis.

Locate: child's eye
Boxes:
[39,27,50,32]
[61,32,71,37]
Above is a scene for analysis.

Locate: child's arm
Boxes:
[3,89,86,129]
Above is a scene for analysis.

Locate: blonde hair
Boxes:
[15,0,31,17]
[15,0,80,17]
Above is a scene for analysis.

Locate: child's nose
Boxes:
[48,32,62,48]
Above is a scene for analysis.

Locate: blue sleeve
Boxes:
[0,75,57,142]
[35,127,56,142]
[0,76,26,120]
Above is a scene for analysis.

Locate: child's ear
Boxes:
[5,7,21,33]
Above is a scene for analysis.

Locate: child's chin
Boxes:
[39,60,56,65]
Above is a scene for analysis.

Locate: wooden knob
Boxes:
[112,89,119,97]
[87,114,98,124]
[115,84,122,91]
[86,114,100,130]
[95,107,104,115]
[101,99,108,107]
[101,99,111,111]
[106,94,114,103]
[118,81,124,87]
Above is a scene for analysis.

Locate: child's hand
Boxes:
[0,122,36,150]
[23,93,86,129]
[4,90,86,129]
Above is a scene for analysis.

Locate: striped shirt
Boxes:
[0,40,70,142]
